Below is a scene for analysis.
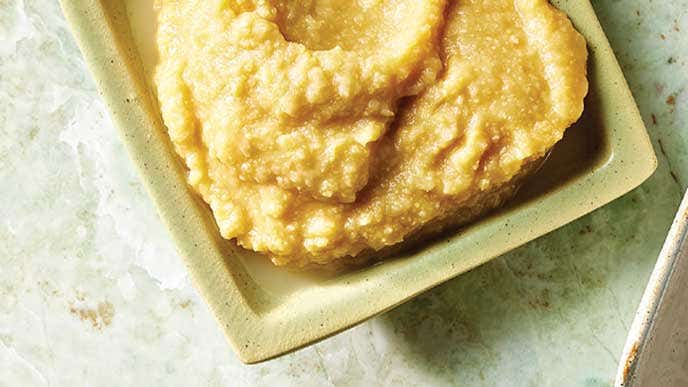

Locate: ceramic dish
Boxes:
[59,0,656,363]
[616,189,688,387]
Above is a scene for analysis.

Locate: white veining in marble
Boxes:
[1,0,686,386]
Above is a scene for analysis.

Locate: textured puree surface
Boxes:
[155,0,588,266]
[3,0,686,384]
[156,0,445,203]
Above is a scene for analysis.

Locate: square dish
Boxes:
[59,0,656,363]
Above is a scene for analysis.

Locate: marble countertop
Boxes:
[1,1,686,386]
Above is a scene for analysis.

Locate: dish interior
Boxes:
[122,0,608,298]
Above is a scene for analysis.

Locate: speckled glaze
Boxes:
[55,0,657,364]
[1,0,686,385]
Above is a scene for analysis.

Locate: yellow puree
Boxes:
[156,0,588,266]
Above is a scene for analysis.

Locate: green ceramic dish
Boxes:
[59,0,656,363]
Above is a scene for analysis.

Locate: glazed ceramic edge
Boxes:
[615,190,688,386]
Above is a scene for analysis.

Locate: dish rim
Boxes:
[615,190,688,386]
[59,0,657,363]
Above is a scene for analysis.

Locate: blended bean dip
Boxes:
[155,0,588,266]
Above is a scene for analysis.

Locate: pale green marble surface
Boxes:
[0,1,686,386]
